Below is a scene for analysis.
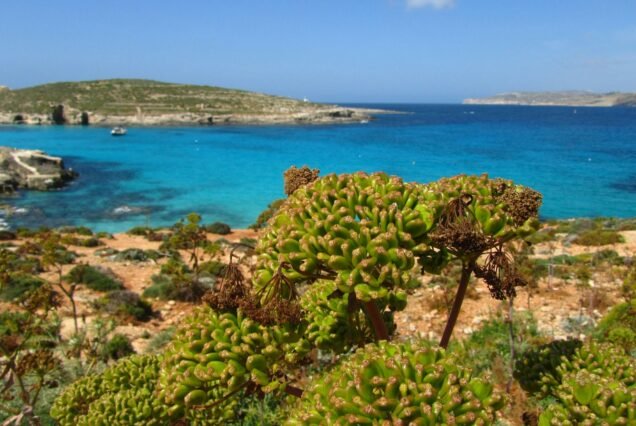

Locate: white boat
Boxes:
[111,127,127,136]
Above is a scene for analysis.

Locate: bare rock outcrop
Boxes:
[0,147,78,193]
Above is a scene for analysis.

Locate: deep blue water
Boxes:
[1,104,635,233]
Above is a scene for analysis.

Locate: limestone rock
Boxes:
[0,147,78,193]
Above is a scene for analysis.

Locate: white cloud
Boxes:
[406,0,455,9]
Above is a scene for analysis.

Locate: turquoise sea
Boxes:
[1,104,635,233]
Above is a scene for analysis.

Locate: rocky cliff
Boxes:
[0,147,78,193]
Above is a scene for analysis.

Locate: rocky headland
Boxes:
[463,91,636,107]
[0,147,77,193]
[0,79,385,126]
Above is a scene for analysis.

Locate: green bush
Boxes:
[93,290,154,322]
[0,273,45,301]
[65,264,123,292]
[623,266,636,299]
[126,226,154,236]
[250,198,285,230]
[594,299,636,352]
[101,333,135,361]
[513,339,582,394]
[205,221,232,235]
[57,226,93,236]
[452,310,541,374]
[572,229,625,246]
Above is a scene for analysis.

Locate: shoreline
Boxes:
[0,106,399,127]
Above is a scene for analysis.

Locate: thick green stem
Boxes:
[363,300,390,341]
[439,260,474,349]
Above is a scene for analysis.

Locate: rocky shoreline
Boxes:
[0,147,77,193]
[0,106,388,127]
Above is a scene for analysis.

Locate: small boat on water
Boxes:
[111,127,127,136]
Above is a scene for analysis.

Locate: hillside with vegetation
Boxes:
[0,79,376,125]
[464,90,636,107]
[1,167,635,425]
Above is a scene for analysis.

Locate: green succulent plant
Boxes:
[286,340,505,425]
[157,305,306,423]
[256,172,541,346]
[537,342,636,425]
[50,354,165,426]
[539,370,636,425]
[300,279,401,353]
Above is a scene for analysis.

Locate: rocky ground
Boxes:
[2,226,632,356]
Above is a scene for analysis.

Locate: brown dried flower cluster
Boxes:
[15,349,60,376]
[430,194,490,256]
[204,259,303,325]
[495,183,542,226]
[474,246,526,300]
[283,165,320,196]
[203,262,247,313]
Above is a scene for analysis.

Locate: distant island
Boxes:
[0,79,380,126]
[463,91,636,107]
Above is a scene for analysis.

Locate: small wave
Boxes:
[112,205,151,216]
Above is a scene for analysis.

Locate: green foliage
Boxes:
[287,340,505,425]
[126,225,154,236]
[537,342,636,425]
[144,326,175,354]
[93,290,154,322]
[57,226,94,236]
[65,264,124,292]
[205,221,232,235]
[572,229,625,246]
[229,393,285,426]
[50,354,166,426]
[250,198,286,230]
[0,273,45,301]
[623,266,636,299]
[452,310,541,374]
[594,299,636,352]
[513,339,582,394]
[101,333,135,361]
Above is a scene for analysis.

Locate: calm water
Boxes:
[1,104,635,233]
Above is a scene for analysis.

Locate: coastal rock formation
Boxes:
[0,147,78,193]
[463,91,636,107]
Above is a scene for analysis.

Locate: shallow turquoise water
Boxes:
[1,104,635,233]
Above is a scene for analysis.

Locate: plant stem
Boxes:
[363,300,390,341]
[506,297,516,393]
[439,260,474,349]
[284,384,303,398]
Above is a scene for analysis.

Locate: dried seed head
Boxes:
[474,246,526,300]
[203,262,247,313]
[497,186,542,226]
[284,165,320,196]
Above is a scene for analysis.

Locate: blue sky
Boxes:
[1,0,636,102]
